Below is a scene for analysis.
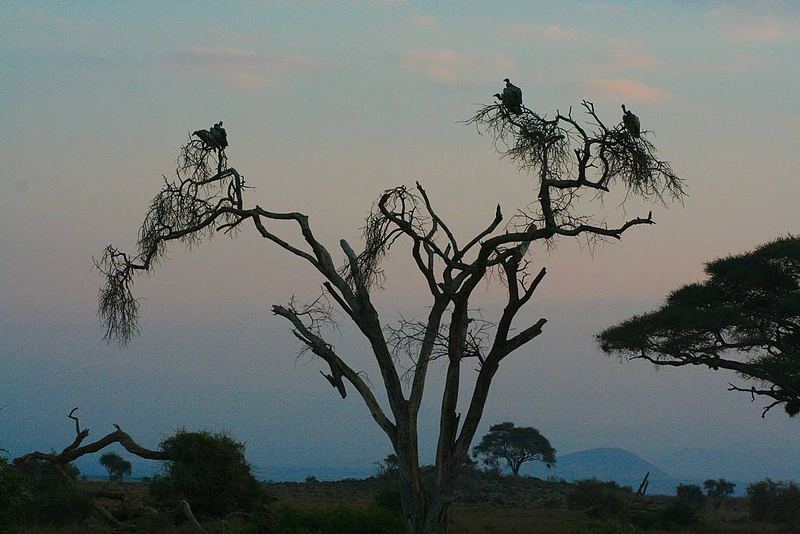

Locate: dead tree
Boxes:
[14,408,169,529]
[14,407,169,468]
[96,99,683,532]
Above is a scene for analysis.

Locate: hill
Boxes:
[525,447,670,488]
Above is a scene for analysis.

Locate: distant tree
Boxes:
[96,90,683,532]
[472,422,555,476]
[599,236,800,417]
[99,452,132,482]
[376,454,400,479]
[747,478,800,524]
[704,478,735,509]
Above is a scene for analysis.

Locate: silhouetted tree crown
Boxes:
[598,235,800,417]
[472,422,555,476]
[149,430,263,517]
[99,451,131,482]
[704,478,736,509]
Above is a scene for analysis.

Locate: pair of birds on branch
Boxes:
[493,78,641,138]
[193,121,228,150]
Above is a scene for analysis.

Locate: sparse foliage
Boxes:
[97,91,682,532]
[704,478,735,509]
[599,236,800,417]
[472,422,555,476]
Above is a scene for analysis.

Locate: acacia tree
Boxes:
[96,93,683,532]
[472,422,555,476]
[598,236,799,417]
[99,452,132,482]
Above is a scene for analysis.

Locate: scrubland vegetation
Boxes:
[3,438,800,533]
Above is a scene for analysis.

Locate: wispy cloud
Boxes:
[723,19,793,43]
[711,6,798,44]
[408,14,439,29]
[399,49,516,85]
[599,50,662,70]
[176,45,316,89]
[19,6,97,32]
[587,78,667,102]
[509,24,584,41]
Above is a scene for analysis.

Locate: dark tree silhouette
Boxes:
[99,452,132,482]
[96,89,683,532]
[704,478,735,509]
[598,236,800,417]
[472,422,555,476]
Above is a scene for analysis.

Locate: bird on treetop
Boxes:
[494,78,523,115]
[621,104,641,138]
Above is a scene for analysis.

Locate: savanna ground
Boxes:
[12,476,793,534]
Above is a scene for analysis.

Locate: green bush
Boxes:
[0,457,25,531]
[14,460,93,526]
[567,479,631,518]
[149,429,264,517]
[747,479,800,525]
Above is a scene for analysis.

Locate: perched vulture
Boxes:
[192,121,228,150]
[210,121,228,149]
[621,104,641,138]
[497,78,523,115]
[192,128,217,149]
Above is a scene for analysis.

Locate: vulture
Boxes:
[621,104,641,138]
[210,121,228,149]
[192,128,217,149]
[494,78,523,115]
[192,121,228,150]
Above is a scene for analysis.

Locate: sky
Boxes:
[1,1,799,483]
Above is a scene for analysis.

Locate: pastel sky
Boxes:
[1,1,799,481]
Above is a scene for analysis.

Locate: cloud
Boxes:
[18,6,97,32]
[176,46,316,89]
[509,24,584,41]
[587,78,667,102]
[710,6,798,44]
[408,14,439,29]
[399,49,516,85]
[600,51,662,70]
[723,20,793,43]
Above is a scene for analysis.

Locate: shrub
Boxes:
[0,457,25,531]
[14,460,93,526]
[747,479,800,525]
[659,499,699,527]
[675,483,706,509]
[566,479,631,518]
[149,429,264,517]
[374,480,403,513]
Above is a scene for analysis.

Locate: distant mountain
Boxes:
[525,447,669,486]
